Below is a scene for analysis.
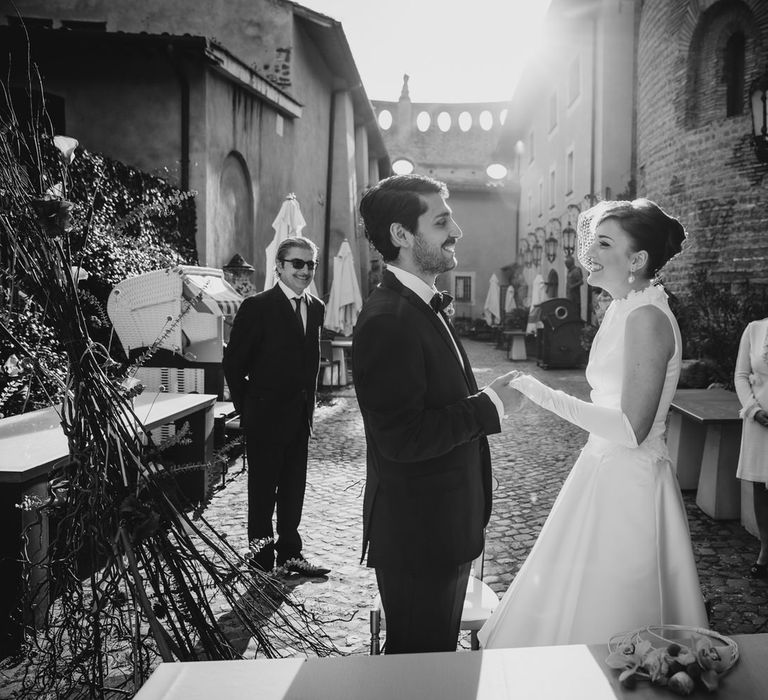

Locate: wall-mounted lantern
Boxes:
[562,203,581,258]
[223,253,255,297]
[750,71,768,163]
[545,218,561,263]
[562,226,577,258]
[520,238,532,267]
[523,246,533,268]
[531,241,542,268]
[532,226,546,268]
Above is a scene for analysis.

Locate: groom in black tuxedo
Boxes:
[353,174,519,653]
[223,236,330,578]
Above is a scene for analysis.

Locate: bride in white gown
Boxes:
[479,199,708,649]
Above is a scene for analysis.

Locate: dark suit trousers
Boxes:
[246,424,309,570]
[375,561,471,654]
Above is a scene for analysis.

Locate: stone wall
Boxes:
[637,0,768,293]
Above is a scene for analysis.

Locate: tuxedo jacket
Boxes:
[223,285,324,444]
[352,270,501,571]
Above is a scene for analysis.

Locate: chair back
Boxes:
[320,339,333,361]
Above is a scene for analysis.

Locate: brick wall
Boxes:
[637,0,768,294]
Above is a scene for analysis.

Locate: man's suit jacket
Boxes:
[352,270,501,571]
[223,285,324,444]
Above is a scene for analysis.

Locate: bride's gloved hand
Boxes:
[508,373,639,448]
[487,370,525,415]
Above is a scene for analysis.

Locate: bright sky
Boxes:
[298,0,553,103]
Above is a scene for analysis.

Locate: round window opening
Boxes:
[392,158,415,175]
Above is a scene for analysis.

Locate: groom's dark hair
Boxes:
[359,174,448,262]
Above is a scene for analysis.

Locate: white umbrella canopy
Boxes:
[324,239,363,336]
[483,273,501,326]
[263,193,318,295]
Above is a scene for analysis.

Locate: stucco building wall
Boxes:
[1,0,387,295]
[502,0,636,319]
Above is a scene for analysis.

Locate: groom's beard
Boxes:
[412,234,457,275]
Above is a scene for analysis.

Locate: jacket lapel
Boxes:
[306,295,322,335]
[381,270,471,388]
[271,284,305,337]
[443,315,477,391]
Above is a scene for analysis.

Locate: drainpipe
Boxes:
[589,13,597,214]
[322,91,340,297]
[629,0,641,198]
[166,44,190,191]
[587,13,598,326]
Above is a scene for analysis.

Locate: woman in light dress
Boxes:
[734,318,768,579]
[479,199,708,649]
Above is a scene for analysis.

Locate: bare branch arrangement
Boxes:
[1,70,337,698]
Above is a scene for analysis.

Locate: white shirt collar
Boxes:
[386,264,436,306]
[277,278,305,302]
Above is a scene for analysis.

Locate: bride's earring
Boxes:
[628,268,635,284]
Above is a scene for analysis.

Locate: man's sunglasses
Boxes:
[280,258,317,271]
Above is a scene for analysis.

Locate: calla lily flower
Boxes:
[70,266,90,282]
[53,135,79,164]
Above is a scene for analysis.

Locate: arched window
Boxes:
[724,31,745,117]
[684,2,757,129]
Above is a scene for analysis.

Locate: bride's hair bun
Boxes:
[661,215,686,267]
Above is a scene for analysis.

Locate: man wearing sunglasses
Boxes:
[224,236,330,578]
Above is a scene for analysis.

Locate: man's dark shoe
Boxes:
[280,556,331,577]
[247,537,275,573]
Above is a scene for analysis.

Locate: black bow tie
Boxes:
[430,291,453,313]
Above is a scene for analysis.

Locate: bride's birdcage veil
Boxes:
[576,200,632,269]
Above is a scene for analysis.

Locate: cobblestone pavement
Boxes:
[2,340,766,696]
[210,338,767,656]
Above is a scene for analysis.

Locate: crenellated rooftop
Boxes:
[372,75,511,189]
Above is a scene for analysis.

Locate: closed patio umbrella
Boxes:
[263,193,318,295]
[504,284,517,313]
[483,273,501,326]
[324,239,362,336]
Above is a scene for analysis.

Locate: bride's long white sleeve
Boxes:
[511,375,638,448]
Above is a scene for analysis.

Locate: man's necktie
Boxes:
[293,297,304,331]
[430,291,453,313]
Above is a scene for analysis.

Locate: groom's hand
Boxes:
[487,371,524,415]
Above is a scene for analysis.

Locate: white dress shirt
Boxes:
[278,279,306,332]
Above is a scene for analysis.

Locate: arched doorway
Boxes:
[546,268,559,299]
[216,152,254,267]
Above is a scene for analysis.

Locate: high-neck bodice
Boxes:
[585,284,680,455]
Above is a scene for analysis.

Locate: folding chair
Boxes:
[319,339,342,388]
